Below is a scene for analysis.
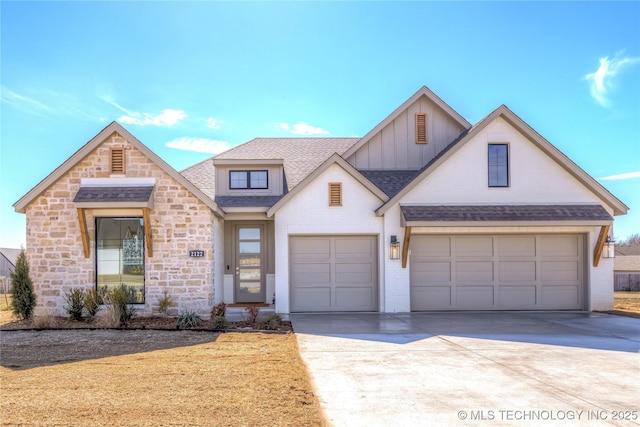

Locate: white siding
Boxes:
[274,164,384,313]
[401,117,607,206]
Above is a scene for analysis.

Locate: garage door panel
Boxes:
[291,238,330,259]
[291,236,377,312]
[499,261,536,281]
[335,262,374,283]
[541,285,580,309]
[541,236,579,257]
[497,236,536,257]
[411,286,452,310]
[412,236,451,257]
[291,263,331,284]
[541,261,579,281]
[456,236,493,257]
[411,262,451,282]
[291,287,332,311]
[411,234,584,311]
[456,286,494,308]
[456,261,493,282]
[336,287,375,310]
[500,285,537,308]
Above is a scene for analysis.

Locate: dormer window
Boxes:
[230,170,268,189]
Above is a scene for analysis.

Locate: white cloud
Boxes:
[277,121,329,135]
[118,109,187,126]
[206,117,224,130]
[99,95,186,126]
[166,137,232,154]
[585,51,640,107]
[599,171,640,181]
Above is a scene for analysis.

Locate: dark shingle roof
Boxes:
[73,186,154,203]
[215,196,283,208]
[401,205,613,222]
[359,170,422,197]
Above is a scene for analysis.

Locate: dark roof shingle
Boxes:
[359,170,422,197]
[401,205,613,222]
[73,186,154,203]
[215,195,283,208]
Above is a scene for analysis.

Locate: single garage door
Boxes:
[410,234,584,310]
[290,236,378,312]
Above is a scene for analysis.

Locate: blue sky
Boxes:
[1,1,639,248]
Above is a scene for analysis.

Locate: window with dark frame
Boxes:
[96,217,145,303]
[229,170,268,189]
[488,144,509,187]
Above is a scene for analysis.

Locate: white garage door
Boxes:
[290,236,378,312]
[410,234,584,310]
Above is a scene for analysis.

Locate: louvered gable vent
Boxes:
[415,113,428,144]
[111,148,125,174]
[328,182,342,207]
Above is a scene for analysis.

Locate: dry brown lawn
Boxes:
[613,291,640,317]
[1,321,324,426]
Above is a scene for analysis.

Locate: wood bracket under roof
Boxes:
[593,225,610,267]
[402,226,411,268]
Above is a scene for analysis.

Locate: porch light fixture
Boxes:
[390,235,400,260]
[603,236,615,258]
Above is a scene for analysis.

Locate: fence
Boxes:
[614,273,640,291]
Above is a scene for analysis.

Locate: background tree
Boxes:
[621,233,640,246]
[10,250,37,320]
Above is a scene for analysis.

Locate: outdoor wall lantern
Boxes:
[604,236,615,258]
[390,235,400,260]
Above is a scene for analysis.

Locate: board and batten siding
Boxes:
[347,96,467,170]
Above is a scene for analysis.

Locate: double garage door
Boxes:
[290,236,378,312]
[411,234,585,311]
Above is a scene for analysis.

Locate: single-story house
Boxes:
[0,248,21,293]
[14,86,627,316]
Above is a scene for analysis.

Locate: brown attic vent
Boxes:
[415,113,428,144]
[328,182,342,207]
[111,148,125,174]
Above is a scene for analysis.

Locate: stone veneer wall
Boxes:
[25,132,215,317]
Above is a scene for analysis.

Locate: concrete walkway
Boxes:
[292,312,640,426]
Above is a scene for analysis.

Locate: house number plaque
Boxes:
[189,250,205,258]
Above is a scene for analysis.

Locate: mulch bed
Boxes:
[0,315,293,332]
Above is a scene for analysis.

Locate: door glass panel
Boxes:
[239,282,261,294]
[240,269,261,280]
[239,241,260,253]
[239,228,260,240]
[239,254,260,267]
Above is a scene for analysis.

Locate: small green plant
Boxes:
[84,288,102,320]
[10,250,37,320]
[210,315,230,330]
[256,313,283,330]
[211,301,227,317]
[176,310,202,329]
[245,305,260,325]
[157,290,177,317]
[102,285,138,327]
[64,288,86,321]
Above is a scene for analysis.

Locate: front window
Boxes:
[96,217,145,303]
[229,170,268,189]
[488,144,509,187]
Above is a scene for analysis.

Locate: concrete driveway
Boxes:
[291,312,640,426]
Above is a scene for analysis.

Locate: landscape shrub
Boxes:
[210,315,229,330]
[176,310,202,329]
[245,305,260,325]
[64,288,86,321]
[102,285,137,327]
[157,290,176,317]
[256,313,283,330]
[211,301,227,317]
[10,250,37,320]
[84,288,102,320]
